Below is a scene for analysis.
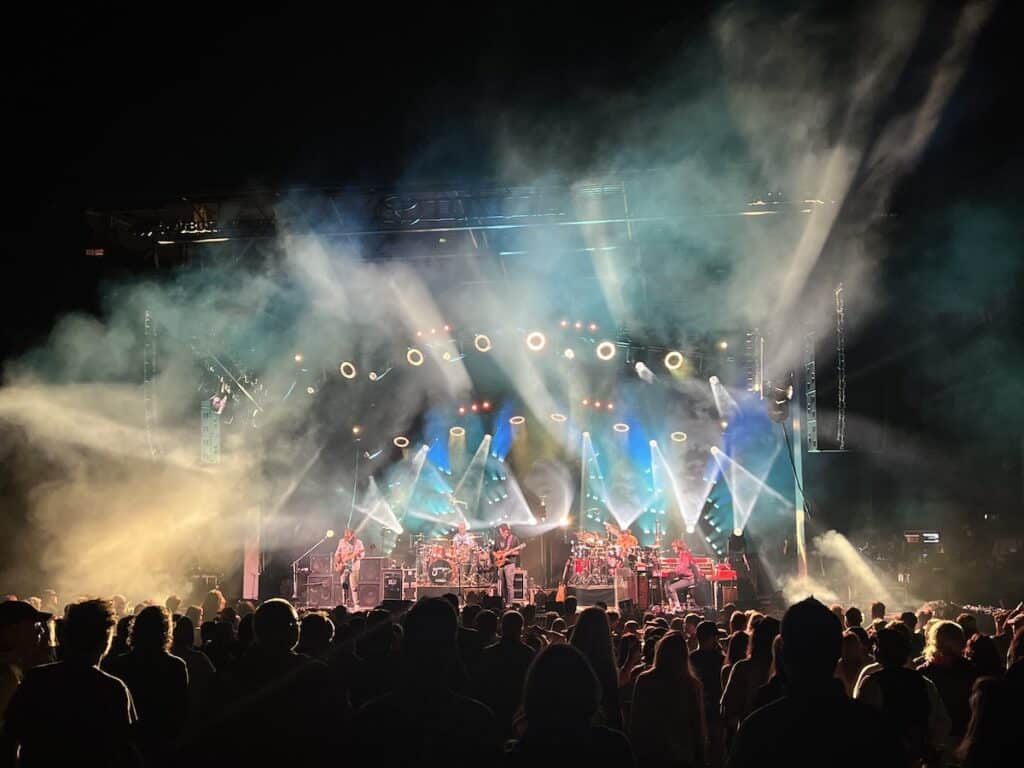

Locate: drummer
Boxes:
[604,521,639,551]
[452,521,475,580]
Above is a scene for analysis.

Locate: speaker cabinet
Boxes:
[402,569,417,600]
[382,569,403,601]
[306,576,336,606]
[309,554,333,576]
[359,557,386,586]
[356,582,381,608]
[636,571,652,610]
[512,569,528,603]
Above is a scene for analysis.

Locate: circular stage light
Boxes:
[664,350,684,371]
[294,353,304,363]
[686,525,696,534]
[352,425,362,435]
[306,386,316,395]
[509,415,526,426]
[719,341,729,350]
[607,403,614,410]
[596,341,616,361]
[563,348,575,360]
[407,347,425,366]
[474,334,492,352]
[670,431,688,442]
[393,436,410,448]
[649,439,657,447]
[720,421,729,430]
[613,423,630,433]
[526,331,547,351]
[549,412,567,423]
[733,527,743,536]
[339,361,357,379]
[449,426,466,438]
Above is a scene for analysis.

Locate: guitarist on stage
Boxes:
[334,528,365,607]
[492,523,522,603]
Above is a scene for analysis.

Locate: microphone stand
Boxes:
[290,534,333,604]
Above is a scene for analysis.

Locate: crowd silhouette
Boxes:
[1,588,1023,767]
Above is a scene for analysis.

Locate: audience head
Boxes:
[617,633,641,667]
[442,593,460,616]
[500,610,524,642]
[521,603,537,626]
[652,630,693,679]
[750,615,781,659]
[550,617,567,635]
[848,625,871,654]
[110,594,128,617]
[130,605,171,653]
[956,613,978,641]
[164,594,182,615]
[0,600,51,658]
[840,630,866,664]
[726,629,749,665]
[875,623,912,669]
[1010,626,1024,666]
[781,597,843,687]
[670,617,685,632]
[870,601,886,621]
[475,609,498,642]
[606,609,619,631]
[844,606,863,629]
[172,615,195,648]
[462,603,482,628]
[684,613,701,634]
[956,677,1017,766]
[201,589,226,621]
[253,598,300,654]
[63,599,117,663]
[729,610,748,634]
[622,620,640,636]
[402,598,458,671]
[917,606,933,626]
[925,620,966,663]
[199,620,217,645]
[298,612,334,657]
[746,612,765,632]
[965,632,1003,677]
[564,596,578,616]
[570,607,616,670]
[899,611,917,632]
[523,644,599,731]
[696,620,720,649]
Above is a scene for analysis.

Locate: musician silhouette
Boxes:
[493,524,521,602]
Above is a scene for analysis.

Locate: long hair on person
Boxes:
[570,607,622,729]
[651,630,697,680]
[956,677,1023,766]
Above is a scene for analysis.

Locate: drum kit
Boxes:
[414,535,495,587]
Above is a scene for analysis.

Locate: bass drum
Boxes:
[428,559,454,585]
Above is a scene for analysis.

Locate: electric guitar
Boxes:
[334,543,374,572]
[493,542,526,567]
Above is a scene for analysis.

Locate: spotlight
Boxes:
[607,403,614,411]
[339,361,357,379]
[560,319,568,327]
[442,352,452,361]
[718,341,728,350]
[670,431,687,442]
[443,324,451,332]
[471,403,478,412]
[474,334,492,352]
[560,518,572,528]
[575,321,583,329]
[368,371,378,381]
[482,401,491,410]
[613,423,630,433]
[526,331,547,351]
[582,399,590,406]
[306,386,316,395]
[664,350,684,371]
[326,529,335,538]
[720,421,729,429]
[294,353,304,363]
[509,415,526,426]
[649,439,657,447]
[550,412,567,423]
[589,323,598,331]
[407,348,425,366]
[458,406,467,415]
[352,425,362,435]
[594,401,602,409]
[450,426,465,438]
[733,527,743,536]
[582,431,590,438]
[564,348,575,360]
[596,341,616,361]
[686,524,695,534]
[393,435,410,448]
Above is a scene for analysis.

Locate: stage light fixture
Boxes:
[607,403,614,410]
[686,524,695,534]
[339,361,357,379]
[482,401,491,410]
[352,425,362,435]
[526,331,547,351]
[613,423,629,433]
[670,431,688,442]
[407,347,425,366]
[733,527,743,536]
[393,436,410,448]
[471,403,479,412]
[594,401,602,409]
[368,371,378,381]
[473,334,492,352]
[575,321,583,329]
[649,439,657,447]
[564,348,575,360]
[589,323,598,331]
[550,412,567,423]
[443,324,451,332]
[718,341,729,350]
[664,350,684,371]
[720,420,729,429]
[509,415,526,426]
[458,406,466,415]
[326,529,335,538]
[596,341,616,361]
[294,353,304,363]
[449,426,466,438]
[560,319,569,328]
[582,399,590,406]
[306,386,316,395]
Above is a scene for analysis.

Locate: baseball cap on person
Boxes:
[0,600,53,627]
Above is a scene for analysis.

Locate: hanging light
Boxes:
[449,426,466,438]
[474,334,492,352]
[526,331,547,352]
[664,350,684,371]
[596,341,616,361]
[393,436,410,448]
[407,348,425,366]
[339,361,357,379]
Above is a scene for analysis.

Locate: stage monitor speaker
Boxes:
[309,554,333,576]
[306,576,336,606]
[512,569,528,603]
[356,582,381,608]
[360,557,386,586]
[402,569,417,600]
[382,569,403,601]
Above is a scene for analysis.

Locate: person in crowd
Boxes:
[751,634,787,711]
[104,606,188,765]
[350,609,398,707]
[184,606,203,644]
[110,594,129,619]
[164,595,182,616]
[607,609,621,639]
[956,613,979,642]
[296,612,334,659]
[630,630,706,768]
[965,632,1003,678]
[900,611,924,658]
[475,608,498,648]
[835,630,869,697]
[955,676,1024,767]
[2,599,138,766]
[563,596,578,628]
[170,615,214,722]
[870,601,886,623]
[201,619,238,670]
[353,598,500,762]
[830,604,845,625]
[103,615,134,667]
[200,590,226,627]
[917,619,978,745]
[855,623,949,764]
[720,629,749,690]
[618,633,643,688]
[506,644,632,764]
[727,598,905,768]
[570,606,623,731]
[1005,626,1024,686]
[0,600,53,715]
[721,616,779,739]
[845,606,864,630]
[683,613,701,652]
[728,610,748,636]
[473,610,535,737]
[690,620,726,767]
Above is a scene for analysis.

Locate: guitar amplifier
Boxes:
[360,557,386,586]
[306,576,336,606]
[511,569,528,603]
[636,570,651,610]
[356,582,381,608]
[382,569,404,601]
[402,569,417,600]
[614,567,636,606]
[309,554,333,576]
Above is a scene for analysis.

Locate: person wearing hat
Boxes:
[0,600,53,715]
